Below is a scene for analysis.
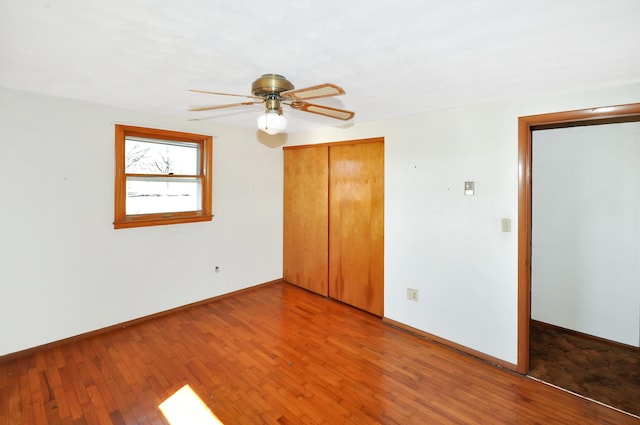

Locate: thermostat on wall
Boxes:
[464,181,475,196]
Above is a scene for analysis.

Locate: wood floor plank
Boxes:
[1,282,638,424]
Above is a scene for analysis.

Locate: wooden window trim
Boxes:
[114,124,213,229]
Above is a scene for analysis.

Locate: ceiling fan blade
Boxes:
[187,117,213,121]
[281,83,345,101]
[188,101,261,112]
[292,102,355,120]
[189,89,263,100]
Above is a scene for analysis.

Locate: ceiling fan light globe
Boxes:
[257,111,287,135]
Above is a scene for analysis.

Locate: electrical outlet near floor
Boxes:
[407,288,419,302]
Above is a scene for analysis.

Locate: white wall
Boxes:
[0,87,284,356]
[531,123,640,347]
[3,82,640,364]
[285,82,640,364]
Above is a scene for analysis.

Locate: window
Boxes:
[114,124,213,229]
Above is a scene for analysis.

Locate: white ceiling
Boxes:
[1,0,640,133]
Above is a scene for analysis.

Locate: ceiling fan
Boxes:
[189,74,355,135]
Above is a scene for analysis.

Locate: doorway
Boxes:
[517,102,640,373]
[526,120,640,415]
[530,122,640,344]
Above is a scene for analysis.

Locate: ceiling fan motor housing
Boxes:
[251,74,295,97]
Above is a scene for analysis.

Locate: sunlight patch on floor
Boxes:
[159,384,224,425]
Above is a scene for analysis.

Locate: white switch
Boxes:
[501,218,511,233]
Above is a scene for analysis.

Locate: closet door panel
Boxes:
[329,140,384,316]
[283,145,329,296]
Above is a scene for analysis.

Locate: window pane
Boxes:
[125,138,199,175]
[126,177,202,215]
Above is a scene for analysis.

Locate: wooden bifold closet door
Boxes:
[283,138,384,316]
[328,141,384,316]
[283,145,329,296]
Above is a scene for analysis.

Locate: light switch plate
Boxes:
[501,218,511,232]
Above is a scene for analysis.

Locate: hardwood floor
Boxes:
[1,282,637,424]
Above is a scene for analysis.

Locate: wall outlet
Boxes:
[407,288,419,302]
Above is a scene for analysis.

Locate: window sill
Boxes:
[114,214,213,229]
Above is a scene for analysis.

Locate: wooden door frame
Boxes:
[517,102,640,373]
